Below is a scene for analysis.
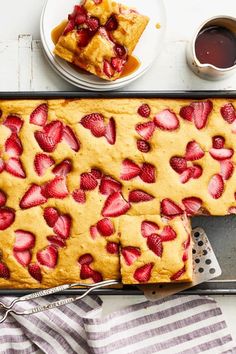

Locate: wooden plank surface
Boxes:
[0,35,235,92]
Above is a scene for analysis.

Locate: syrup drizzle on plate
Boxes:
[51,20,68,45]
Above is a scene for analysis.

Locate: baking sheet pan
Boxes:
[0,90,236,296]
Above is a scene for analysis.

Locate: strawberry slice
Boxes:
[80,172,98,191]
[72,189,86,203]
[43,177,69,199]
[86,16,99,32]
[170,266,186,281]
[80,113,105,137]
[209,148,234,161]
[75,13,87,25]
[91,168,102,179]
[141,220,159,238]
[37,246,58,268]
[147,234,163,257]
[14,250,31,267]
[14,230,35,251]
[53,215,71,239]
[3,115,23,133]
[160,226,177,241]
[161,198,183,217]
[105,15,118,31]
[185,141,205,161]
[35,120,63,152]
[220,103,236,124]
[134,263,153,283]
[20,184,47,209]
[28,263,42,282]
[68,6,78,20]
[170,156,187,174]
[208,174,224,199]
[0,158,5,173]
[30,104,48,126]
[52,159,72,177]
[228,207,236,214]
[34,131,55,153]
[105,117,116,145]
[63,19,75,35]
[103,60,115,78]
[111,57,126,73]
[137,104,151,118]
[183,234,191,249]
[77,28,90,47]
[114,44,127,58]
[106,242,119,254]
[62,125,80,152]
[120,159,141,180]
[135,122,155,140]
[69,4,87,20]
[129,190,154,203]
[90,225,99,239]
[212,136,225,149]
[102,192,130,217]
[92,270,103,283]
[220,160,234,180]
[121,246,141,266]
[5,158,25,179]
[137,140,150,153]
[182,197,202,215]
[139,163,156,183]
[154,109,179,131]
[43,120,63,140]
[97,218,114,236]
[80,264,94,279]
[190,100,213,129]
[0,190,6,207]
[179,168,192,184]
[43,207,59,227]
[0,207,15,230]
[0,262,10,279]
[78,253,93,265]
[5,133,23,157]
[179,105,194,122]
[47,235,66,248]
[34,153,55,176]
[191,165,203,179]
[99,176,122,195]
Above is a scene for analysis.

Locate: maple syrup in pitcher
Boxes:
[195,26,236,68]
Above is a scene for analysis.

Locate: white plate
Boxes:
[42,45,143,91]
[40,0,166,90]
[41,39,154,91]
[41,34,143,88]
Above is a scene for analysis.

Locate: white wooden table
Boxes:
[0,0,236,343]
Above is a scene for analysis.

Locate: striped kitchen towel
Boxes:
[0,295,235,354]
[84,295,236,354]
[0,295,102,354]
